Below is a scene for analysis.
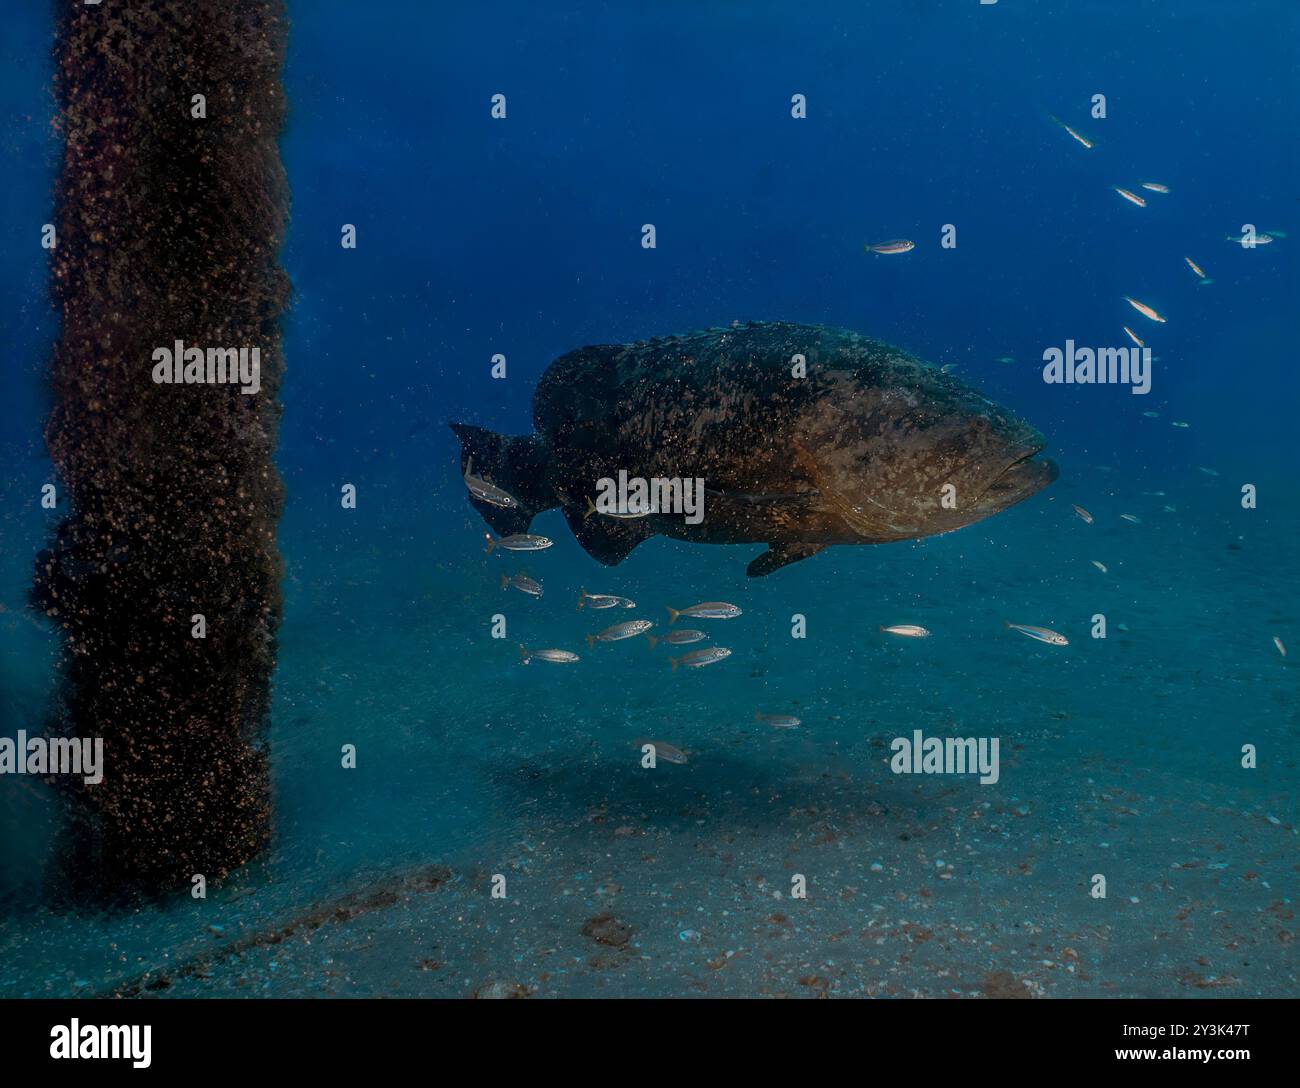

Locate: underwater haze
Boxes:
[1,0,1297,998]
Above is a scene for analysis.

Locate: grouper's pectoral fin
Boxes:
[746,542,827,578]
[563,505,652,567]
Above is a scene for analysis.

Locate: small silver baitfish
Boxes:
[518,644,579,664]
[587,620,654,647]
[880,624,930,638]
[585,496,653,520]
[670,646,732,671]
[865,239,915,255]
[1005,623,1069,647]
[756,712,801,729]
[485,532,552,554]
[464,456,519,509]
[500,572,542,597]
[635,738,688,765]
[667,602,742,623]
[646,629,707,648]
[578,587,636,610]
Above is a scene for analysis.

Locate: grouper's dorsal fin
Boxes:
[563,504,652,567]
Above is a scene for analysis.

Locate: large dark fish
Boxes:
[451,322,1058,577]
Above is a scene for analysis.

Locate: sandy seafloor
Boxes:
[0,459,1296,999]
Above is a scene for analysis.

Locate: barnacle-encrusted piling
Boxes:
[34,0,290,900]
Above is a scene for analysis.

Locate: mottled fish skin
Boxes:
[667,602,742,623]
[669,647,732,671]
[586,619,654,647]
[1005,623,1069,647]
[453,322,1057,578]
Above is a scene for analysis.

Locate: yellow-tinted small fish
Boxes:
[1049,114,1094,149]
[1140,182,1170,193]
[1274,636,1287,658]
[1005,623,1069,647]
[756,712,801,729]
[1226,232,1274,245]
[1122,326,1145,348]
[1184,256,1206,279]
[865,239,915,255]
[1092,560,1108,573]
[880,624,930,638]
[1113,187,1147,208]
[669,646,732,671]
[1123,296,1167,323]
[586,619,654,647]
[635,738,688,765]
[1120,513,1141,523]
[667,602,742,623]
[646,629,707,649]
[518,645,579,664]
[500,572,542,598]
[1072,504,1094,524]
[578,587,636,610]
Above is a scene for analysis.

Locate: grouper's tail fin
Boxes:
[449,423,557,538]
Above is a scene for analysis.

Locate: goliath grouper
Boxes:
[451,322,1057,577]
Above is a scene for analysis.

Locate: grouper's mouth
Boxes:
[980,449,1059,506]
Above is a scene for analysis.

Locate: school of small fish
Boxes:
[466,107,1291,763]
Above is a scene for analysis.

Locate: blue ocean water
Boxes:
[1,1,1296,997]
